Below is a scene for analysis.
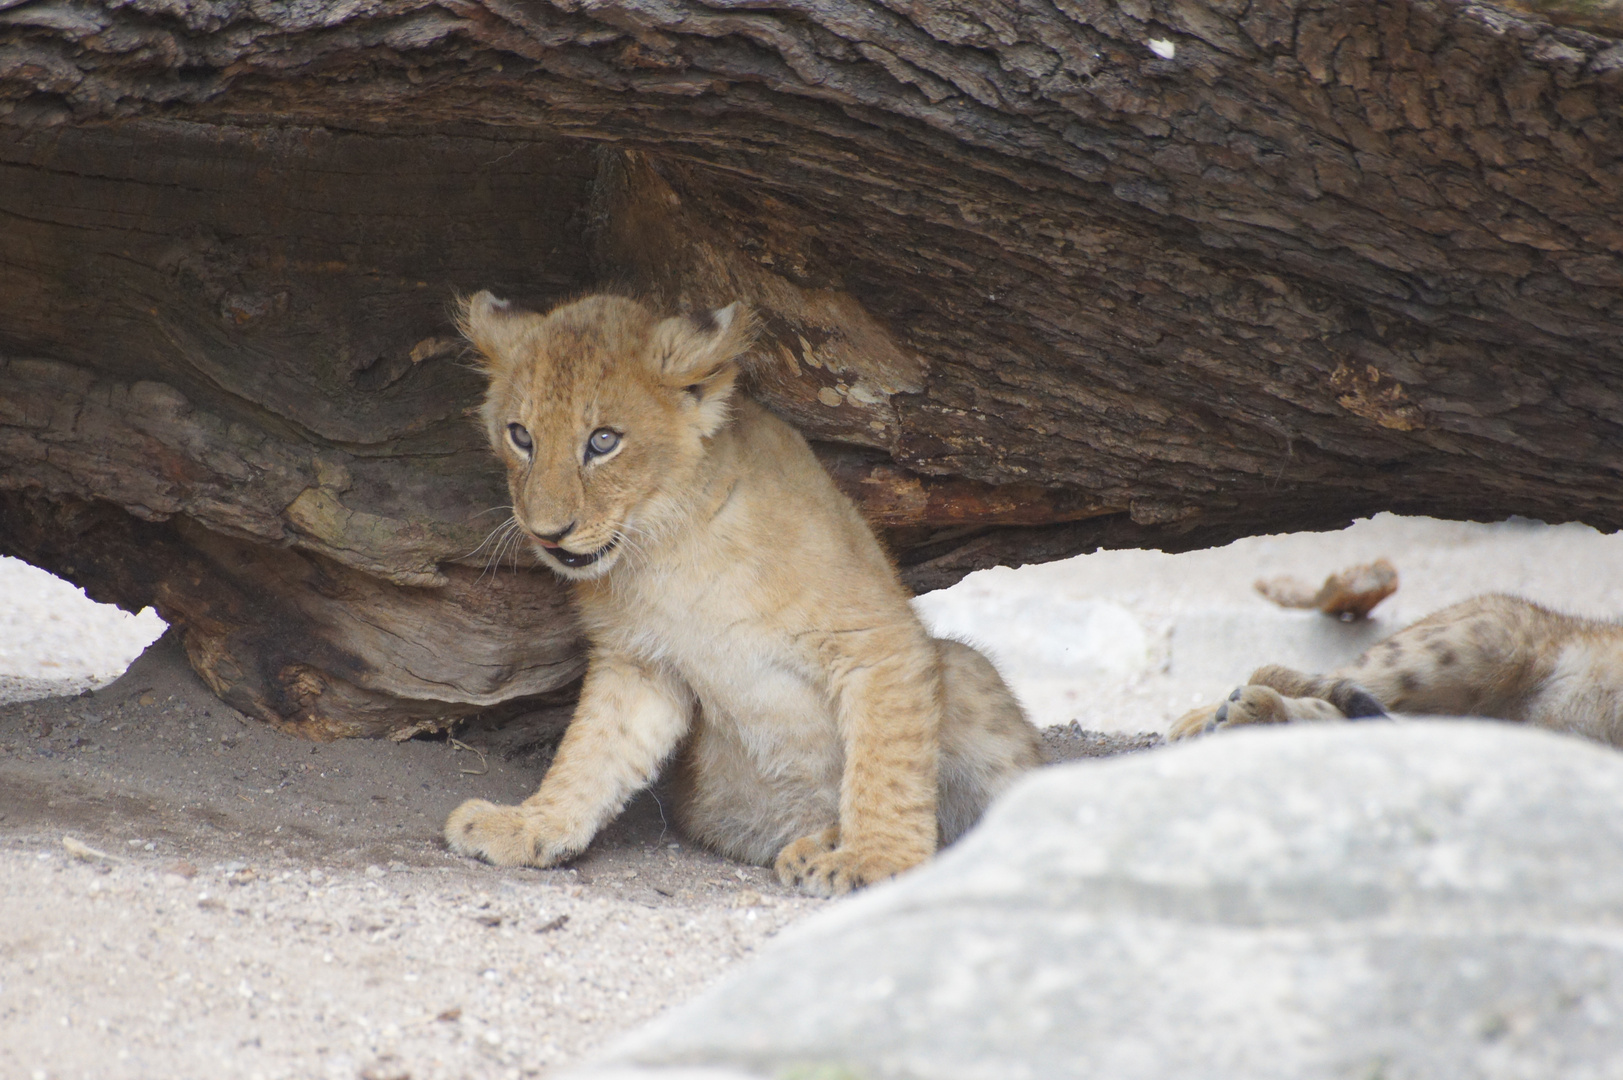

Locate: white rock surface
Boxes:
[0,556,165,703]
[917,514,1623,733]
[914,581,1149,729]
[1167,606,1391,682]
[580,722,1623,1080]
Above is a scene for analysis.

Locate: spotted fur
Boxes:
[1169,595,1623,746]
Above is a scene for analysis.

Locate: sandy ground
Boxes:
[5,513,1623,1078]
[0,633,834,1080]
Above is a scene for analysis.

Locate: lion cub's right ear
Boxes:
[650,302,757,437]
[456,291,529,372]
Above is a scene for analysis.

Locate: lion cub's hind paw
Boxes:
[444,798,545,867]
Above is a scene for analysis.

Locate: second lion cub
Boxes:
[443,292,1041,896]
[1170,594,1623,747]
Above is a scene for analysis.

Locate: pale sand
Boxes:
[4,514,1622,1078]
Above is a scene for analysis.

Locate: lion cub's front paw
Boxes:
[774,832,919,898]
[444,798,578,867]
[773,828,837,885]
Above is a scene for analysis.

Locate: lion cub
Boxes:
[1169,594,1623,747]
[443,293,1041,895]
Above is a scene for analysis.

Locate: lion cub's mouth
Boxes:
[538,537,619,569]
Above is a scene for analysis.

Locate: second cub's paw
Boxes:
[1168,704,1219,741]
[1168,688,1288,740]
[1211,684,1293,730]
[775,837,918,898]
[444,798,579,867]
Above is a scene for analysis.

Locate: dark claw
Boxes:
[1228,687,1244,702]
[1340,688,1388,720]
[1213,702,1230,726]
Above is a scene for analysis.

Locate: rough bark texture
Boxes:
[2,0,1621,736]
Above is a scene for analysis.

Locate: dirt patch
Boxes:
[0,632,1153,1079]
[1040,724,1163,762]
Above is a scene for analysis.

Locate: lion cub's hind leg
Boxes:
[934,638,1042,845]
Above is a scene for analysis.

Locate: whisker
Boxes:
[476,517,521,583]
[463,514,516,564]
[494,522,525,579]
[507,527,530,573]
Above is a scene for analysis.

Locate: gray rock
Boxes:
[573,722,1623,1080]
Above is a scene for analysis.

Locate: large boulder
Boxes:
[574,722,1623,1080]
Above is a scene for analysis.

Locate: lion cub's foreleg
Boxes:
[445,655,691,867]
[774,630,942,898]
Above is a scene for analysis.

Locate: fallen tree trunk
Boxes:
[2,0,1621,736]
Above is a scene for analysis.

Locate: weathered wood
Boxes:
[0,490,585,739]
[2,0,1621,734]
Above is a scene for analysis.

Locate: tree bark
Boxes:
[2,0,1621,736]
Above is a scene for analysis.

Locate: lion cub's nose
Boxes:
[531,522,576,548]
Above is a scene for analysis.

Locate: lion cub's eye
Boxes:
[585,428,621,460]
[507,423,533,452]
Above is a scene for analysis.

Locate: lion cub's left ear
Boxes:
[650,302,756,437]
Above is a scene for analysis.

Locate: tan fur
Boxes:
[1169,595,1623,747]
[443,293,1041,896]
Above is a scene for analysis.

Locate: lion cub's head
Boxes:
[459,292,754,580]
